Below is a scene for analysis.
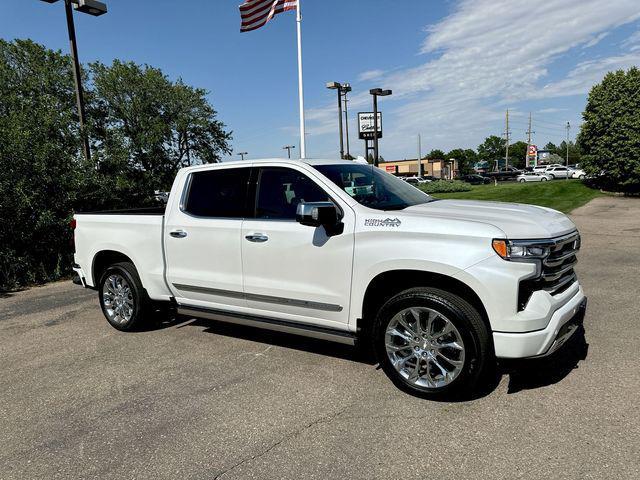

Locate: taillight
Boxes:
[70,218,76,252]
[70,218,77,230]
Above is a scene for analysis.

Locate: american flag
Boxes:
[239,0,298,32]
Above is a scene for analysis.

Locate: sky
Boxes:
[1,0,639,162]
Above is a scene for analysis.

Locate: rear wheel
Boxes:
[99,262,150,331]
[541,177,548,181]
[549,174,555,179]
[579,174,585,180]
[519,178,526,183]
[373,287,493,399]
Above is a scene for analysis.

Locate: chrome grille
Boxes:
[517,231,580,310]
[541,232,580,295]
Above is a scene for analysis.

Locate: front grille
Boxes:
[518,232,580,310]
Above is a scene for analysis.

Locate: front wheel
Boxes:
[579,174,585,180]
[549,174,555,179]
[519,178,526,183]
[541,177,548,181]
[99,261,150,331]
[374,288,493,399]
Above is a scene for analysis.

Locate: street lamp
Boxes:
[282,145,295,159]
[326,82,352,159]
[39,0,108,164]
[369,88,392,167]
[237,152,248,161]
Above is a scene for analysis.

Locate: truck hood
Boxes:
[403,199,576,239]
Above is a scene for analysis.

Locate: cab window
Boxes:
[254,167,330,220]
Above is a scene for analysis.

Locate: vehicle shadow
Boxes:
[148,313,589,400]
[498,326,589,394]
[181,316,377,365]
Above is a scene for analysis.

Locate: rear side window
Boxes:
[255,167,330,220]
[184,168,250,218]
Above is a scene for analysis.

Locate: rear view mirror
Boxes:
[296,202,343,235]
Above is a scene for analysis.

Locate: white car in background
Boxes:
[517,172,551,182]
[403,176,431,185]
[545,166,572,179]
[571,169,587,179]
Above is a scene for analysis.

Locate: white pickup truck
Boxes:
[72,159,587,398]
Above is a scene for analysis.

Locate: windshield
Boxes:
[314,163,434,211]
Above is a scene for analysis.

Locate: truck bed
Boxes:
[73,211,170,300]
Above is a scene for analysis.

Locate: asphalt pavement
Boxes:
[1,196,639,479]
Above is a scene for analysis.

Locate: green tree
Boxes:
[578,67,640,192]
[507,141,528,169]
[87,60,232,207]
[446,148,478,175]
[556,141,582,165]
[544,142,558,152]
[0,39,82,288]
[426,149,445,160]
[477,135,505,169]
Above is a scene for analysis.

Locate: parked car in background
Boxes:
[460,174,491,185]
[404,176,431,185]
[571,168,587,179]
[545,166,572,179]
[532,165,550,173]
[517,172,551,183]
[485,166,523,181]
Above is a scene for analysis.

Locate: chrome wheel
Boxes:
[102,274,134,324]
[385,307,465,388]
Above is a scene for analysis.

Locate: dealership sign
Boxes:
[358,112,382,140]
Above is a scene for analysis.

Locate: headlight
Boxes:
[492,239,550,261]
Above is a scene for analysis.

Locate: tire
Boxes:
[541,177,548,181]
[98,261,150,331]
[519,179,526,183]
[373,287,493,399]
[579,174,585,180]
[549,174,555,179]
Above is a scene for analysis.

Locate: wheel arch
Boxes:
[358,269,490,337]
[92,250,136,287]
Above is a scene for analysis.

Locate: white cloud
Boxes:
[357,69,386,82]
[306,0,640,158]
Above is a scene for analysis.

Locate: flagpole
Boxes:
[296,0,306,159]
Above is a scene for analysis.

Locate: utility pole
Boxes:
[565,121,570,177]
[417,134,422,177]
[282,145,295,159]
[237,152,248,161]
[525,112,535,168]
[504,109,510,170]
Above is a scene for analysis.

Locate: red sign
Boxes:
[385,165,395,172]
[528,145,538,156]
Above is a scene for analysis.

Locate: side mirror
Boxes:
[296,202,343,235]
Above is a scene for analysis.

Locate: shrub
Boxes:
[419,180,472,194]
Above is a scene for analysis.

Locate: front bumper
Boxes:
[493,293,586,358]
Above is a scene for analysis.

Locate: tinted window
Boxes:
[315,163,433,211]
[184,168,250,218]
[255,167,329,219]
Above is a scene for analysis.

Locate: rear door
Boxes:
[164,165,251,310]
[241,165,355,329]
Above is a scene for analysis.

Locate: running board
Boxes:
[177,305,357,346]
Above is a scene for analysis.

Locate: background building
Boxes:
[378,158,459,179]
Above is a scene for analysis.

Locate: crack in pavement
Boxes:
[213,404,352,480]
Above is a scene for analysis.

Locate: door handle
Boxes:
[169,229,188,238]
[245,233,268,243]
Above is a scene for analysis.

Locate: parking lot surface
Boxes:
[1,196,639,479]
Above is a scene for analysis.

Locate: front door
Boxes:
[164,166,251,310]
[241,166,355,329]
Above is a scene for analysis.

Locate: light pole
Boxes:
[39,0,108,163]
[369,88,392,167]
[343,87,351,159]
[237,152,248,161]
[326,82,351,159]
[283,145,295,159]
